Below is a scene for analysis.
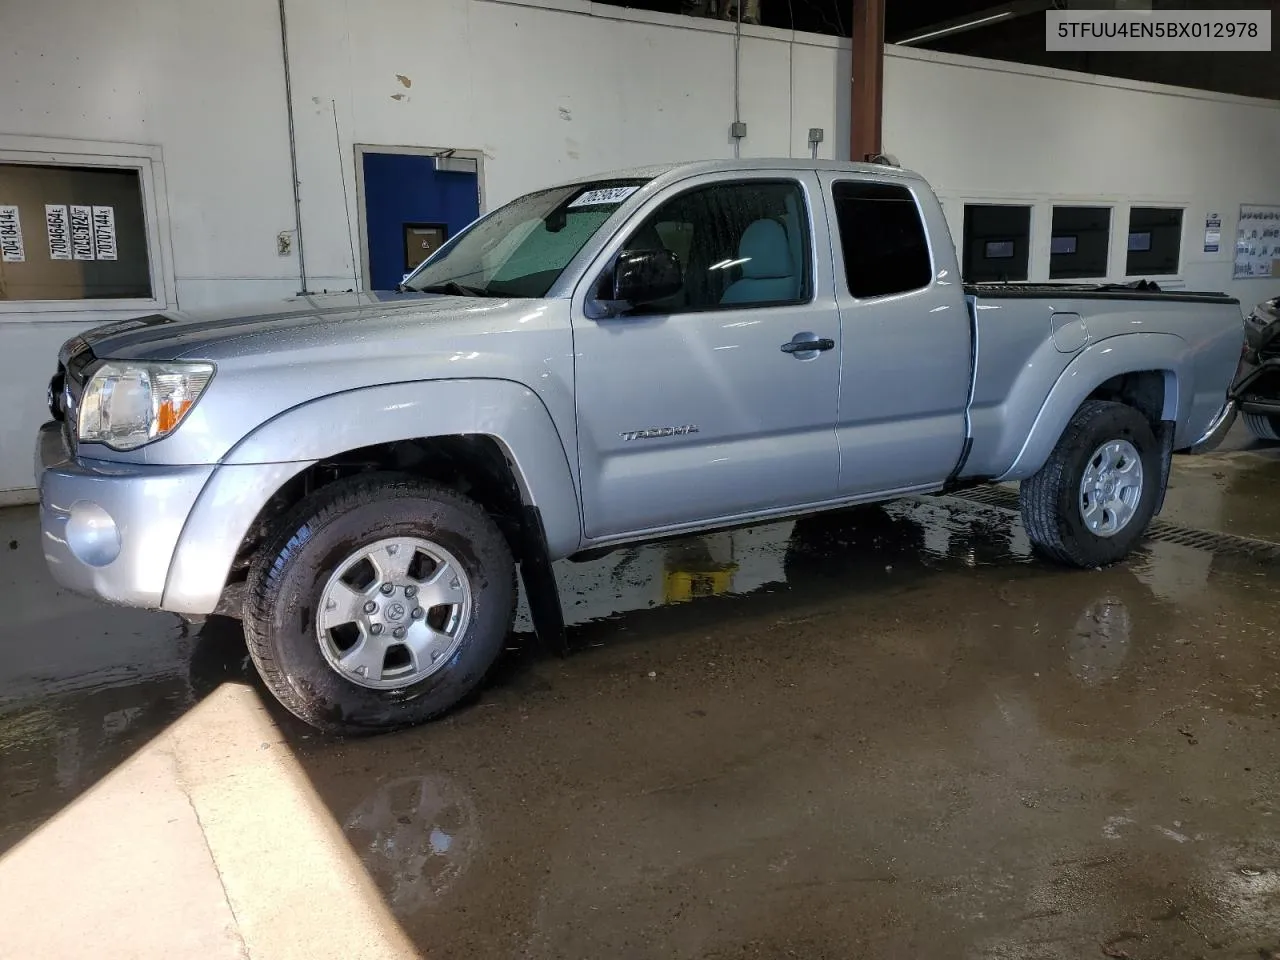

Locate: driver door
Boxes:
[571,172,841,541]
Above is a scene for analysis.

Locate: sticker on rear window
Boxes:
[568,186,640,208]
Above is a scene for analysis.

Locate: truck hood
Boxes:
[70,291,498,362]
[66,289,575,471]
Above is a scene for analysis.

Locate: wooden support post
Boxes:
[850,0,885,162]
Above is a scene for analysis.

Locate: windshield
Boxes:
[404,180,650,298]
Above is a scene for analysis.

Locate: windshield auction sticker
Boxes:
[569,186,641,208]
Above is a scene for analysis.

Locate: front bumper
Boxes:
[37,421,215,609]
[37,421,316,616]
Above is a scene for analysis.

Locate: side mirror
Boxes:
[612,249,682,307]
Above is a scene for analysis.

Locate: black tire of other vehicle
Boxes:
[243,473,516,735]
[1243,412,1280,441]
[1019,400,1160,569]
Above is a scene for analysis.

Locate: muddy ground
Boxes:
[2,426,1279,959]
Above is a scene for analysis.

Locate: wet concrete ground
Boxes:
[3,424,1280,958]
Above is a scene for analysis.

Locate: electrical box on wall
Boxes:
[729,121,747,140]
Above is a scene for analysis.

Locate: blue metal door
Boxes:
[362,152,479,291]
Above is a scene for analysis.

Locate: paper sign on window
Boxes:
[91,206,117,261]
[69,205,94,260]
[46,205,71,260]
[0,205,25,262]
[1234,204,1280,279]
[568,186,640,208]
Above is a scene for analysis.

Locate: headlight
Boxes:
[78,361,214,451]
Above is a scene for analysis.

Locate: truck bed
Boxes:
[964,281,1237,306]
[960,282,1243,481]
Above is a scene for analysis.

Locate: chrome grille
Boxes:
[49,342,94,452]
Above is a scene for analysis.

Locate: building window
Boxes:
[962,204,1030,283]
[833,181,931,298]
[0,162,152,302]
[619,179,811,312]
[1126,207,1183,276]
[1050,206,1111,279]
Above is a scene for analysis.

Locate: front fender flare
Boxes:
[999,333,1187,481]
[162,379,582,615]
[225,378,582,555]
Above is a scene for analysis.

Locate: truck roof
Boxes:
[556,157,924,189]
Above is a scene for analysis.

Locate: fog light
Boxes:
[66,501,121,567]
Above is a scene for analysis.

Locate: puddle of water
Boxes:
[1163,440,1280,543]
[343,773,480,917]
[517,499,1037,638]
[0,608,253,854]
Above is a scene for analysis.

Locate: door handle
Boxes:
[780,337,835,355]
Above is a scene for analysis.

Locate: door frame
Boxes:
[352,144,486,291]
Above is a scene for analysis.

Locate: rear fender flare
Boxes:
[999,333,1187,481]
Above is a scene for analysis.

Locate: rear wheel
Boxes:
[1020,400,1160,568]
[1243,411,1280,441]
[243,473,516,735]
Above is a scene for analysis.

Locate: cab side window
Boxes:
[831,181,932,299]
[619,180,811,312]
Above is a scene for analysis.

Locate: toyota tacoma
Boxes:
[36,159,1243,733]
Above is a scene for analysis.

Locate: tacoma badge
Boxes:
[620,425,700,442]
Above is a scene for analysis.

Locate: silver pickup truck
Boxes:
[35,159,1243,733]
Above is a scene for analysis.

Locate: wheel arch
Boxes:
[162,379,582,615]
[999,333,1187,482]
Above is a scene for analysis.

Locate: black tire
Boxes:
[1019,400,1160,569]
[243,473,516,735]
[1243,411,1280,441]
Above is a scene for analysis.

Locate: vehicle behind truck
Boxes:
[1230,295,1280,439]
[35,159,1244,734]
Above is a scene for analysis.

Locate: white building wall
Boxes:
[2,0,1279,498]
[887,50,1280,299]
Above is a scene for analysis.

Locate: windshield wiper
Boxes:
[415,281,484,297]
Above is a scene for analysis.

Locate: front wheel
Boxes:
[243,473,516,735]
[1020,400,1161,568]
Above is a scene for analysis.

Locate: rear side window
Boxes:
[831,181,932,298]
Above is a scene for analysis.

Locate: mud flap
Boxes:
[1153,420,1175,516]
[519,505,568,656]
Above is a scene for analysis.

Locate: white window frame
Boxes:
[0,134,175,315]
[1046,201,1116,284]
[949,194,1039,283]
[946,191,1192,286]
[1121,201,1190,281]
